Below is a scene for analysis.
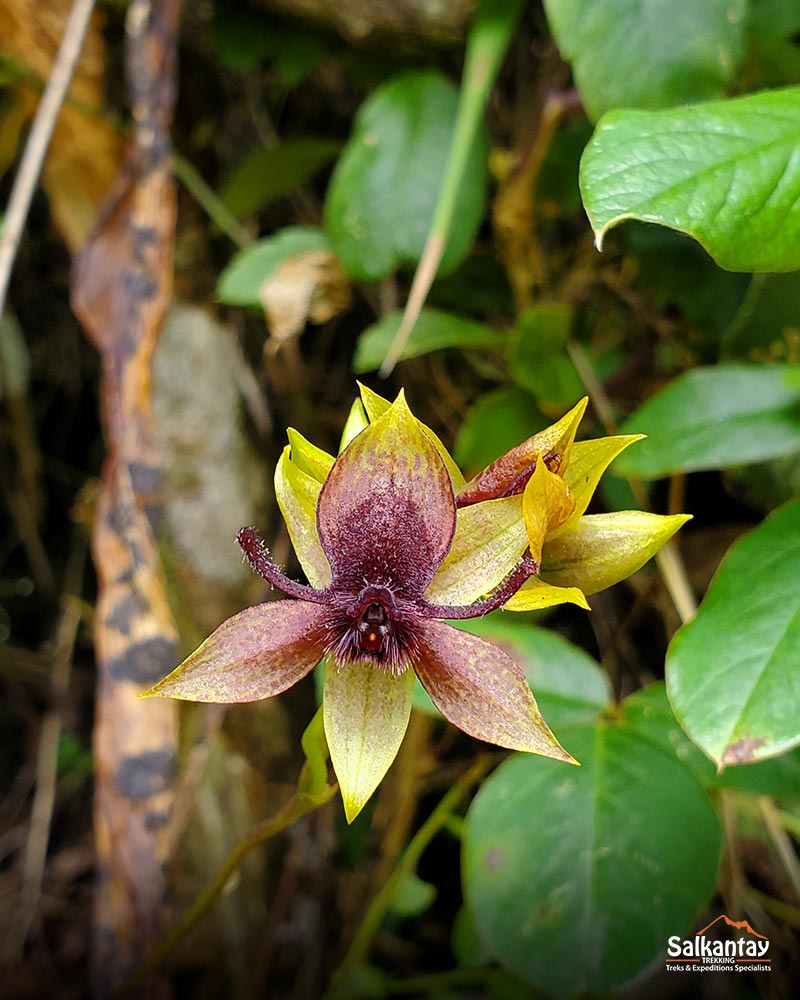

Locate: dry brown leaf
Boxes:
[0,0,124,251]
[258,249,351,344]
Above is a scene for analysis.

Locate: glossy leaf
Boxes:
[217,226,331,305]
[580,88,800,271]
[221,139,341,218]
[324,70,488,281]
[324,660,415,823]
[354,308,499,373]
[667,500,800,766]
[543,0,745,121]
[463,721,722,996]
[623,682,800,800]
[615,365,800,478]
[541,512,691,595]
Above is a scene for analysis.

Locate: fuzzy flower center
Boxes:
[324,583,420,673]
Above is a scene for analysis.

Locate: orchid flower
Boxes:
[146,392,573,821]
[453,397,691,612]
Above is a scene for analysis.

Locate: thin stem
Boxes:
[743,886,800,929]
[757,796,800,901]
[425,556,538,620]
[237,527,328,603]
[117,735,337,998]
[172,152,253,250]
[0,0,97,319]
[379,0,524,376]
[329,756,492,992]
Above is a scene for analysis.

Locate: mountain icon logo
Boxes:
[666,914,771,972]
[696,914,767,940]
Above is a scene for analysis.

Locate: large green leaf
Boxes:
[221,139,341,219]
[580,88,800,272]
[353,308,499,373]
[623,682,800,809]
[324,70,488,281]
[615,365,800,478]
[463,721,722,996]
[667,500,800,767]
[542,0,745,121]
[216,226,331,305]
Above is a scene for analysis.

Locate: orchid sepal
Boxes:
[541,511,693,595]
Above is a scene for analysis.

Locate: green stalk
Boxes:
[379,0,525,376]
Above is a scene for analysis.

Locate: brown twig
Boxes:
[3,537,87,961]
[0,0,98,318]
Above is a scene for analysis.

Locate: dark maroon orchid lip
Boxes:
[236,526,538,673]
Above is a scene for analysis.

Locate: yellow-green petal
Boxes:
[324,660,415,823]
[286,427,335,483]
[359,382,466,490]
[541,512,692,595]
[457,397,588,505]
[339,397,369,451]
[503,577,590,612]
[274,448,331,588]
[522,457,575,564]
[426,495,527,606]
[554,435,645,533]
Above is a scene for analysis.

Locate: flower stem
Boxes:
[327,755,492,995]
[115,712,336,997]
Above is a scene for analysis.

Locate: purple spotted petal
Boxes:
[414,620,575,761]
[143,601,326,702]
[316,392,456,596]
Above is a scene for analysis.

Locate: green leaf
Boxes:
[506,303,584,407]
[667,500,800,767]
[615,365,800,478]
[353,308,500,373]
[221,139,341,219]
[216,226,331,305]
[388,872,437,918]
[463,721,722,996]
[542,0,745,121]
[580,88,800,272]
[453,388,543,477]
[457,617,611,729]
[324,70,488,281]
[620,682,716,785]
[623,682,800,800]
